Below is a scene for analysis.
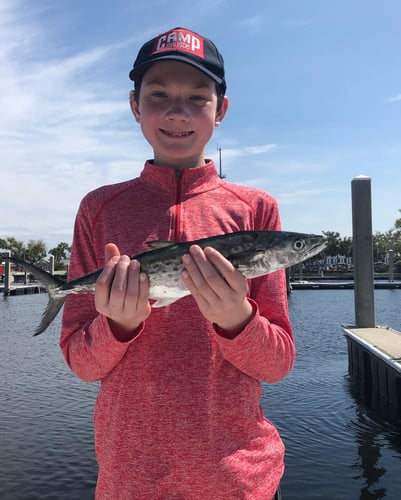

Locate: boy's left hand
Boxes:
[181,245,254,337]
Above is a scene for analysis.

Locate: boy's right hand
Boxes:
[95,243,151,341]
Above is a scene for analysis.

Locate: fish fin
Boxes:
[6,257,66,288]
[33,293,66,336]
[151,297,180,307]
[145,240,177,250]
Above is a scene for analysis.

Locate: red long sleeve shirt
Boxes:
[60,160,295,499]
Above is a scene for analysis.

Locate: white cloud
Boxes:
[238,16,264,29]
[244,144,278,155]
[282,18,314,28]
[386,93,401,103]
[0,2,148,248]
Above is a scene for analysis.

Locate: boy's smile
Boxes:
[130,61,228,169]
[160,130,193,138]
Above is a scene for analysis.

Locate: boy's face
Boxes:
[130,61,228,169]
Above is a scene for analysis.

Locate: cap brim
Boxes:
[129,54,225,90]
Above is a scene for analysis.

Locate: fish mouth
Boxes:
[160,129,194,138]
[305,237,327,257]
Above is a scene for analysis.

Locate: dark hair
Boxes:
[133,79,225,111]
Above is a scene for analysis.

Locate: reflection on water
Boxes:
[1,290,400,499]
[347,377,401,499]
[351,404,387,499]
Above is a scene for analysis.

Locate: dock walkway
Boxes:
[0,283,47,296]
[291,280,401,290]
[344,327,401,367]
[343,326,401,411]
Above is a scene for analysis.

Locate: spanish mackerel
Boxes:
[6,230,326,336]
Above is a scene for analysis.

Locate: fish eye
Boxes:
[293,239,305,251]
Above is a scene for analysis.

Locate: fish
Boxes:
[6,230,326,336]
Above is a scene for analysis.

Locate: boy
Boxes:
[61,27,295,499]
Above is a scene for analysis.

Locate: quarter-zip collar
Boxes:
[138,160,223,196]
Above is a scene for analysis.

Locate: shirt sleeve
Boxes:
[213,193,296,383]
[213,274,295,384]
[59,196,142,383]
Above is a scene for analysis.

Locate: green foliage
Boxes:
[0,237,48,264]
[320,209,401,262]
[322,231,353,260]
[395,209,401,230]
[0,237,25,257]
[49,242,72,270]
[26,240,47,263]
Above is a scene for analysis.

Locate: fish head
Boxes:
[265,232,327,270]
[272,232,327,267]
[233,231,327,278]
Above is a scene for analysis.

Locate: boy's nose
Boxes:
[165,98,189,120]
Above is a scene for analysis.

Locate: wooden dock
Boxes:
[0,283,47,296]
[291,280,401,290]
[343,326,401,412]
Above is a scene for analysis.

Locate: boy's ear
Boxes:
[215,96,229,127]
[129,91,141,123]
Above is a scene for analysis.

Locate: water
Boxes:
[0,294,98,499]
[1,290,400,499]
[266,290,401,499]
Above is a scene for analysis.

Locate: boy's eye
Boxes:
[190,95,210,105]
[147,91,211,105]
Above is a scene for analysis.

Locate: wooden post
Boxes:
[388,250,394,282]
[49,255,55,275]
[4,251,11,296]
[351,175,375,327]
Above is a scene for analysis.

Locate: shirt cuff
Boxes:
[213,298,258,340]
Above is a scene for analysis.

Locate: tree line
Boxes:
[1,210,401,271]
[321,209,401,268]
[0,237,71,270]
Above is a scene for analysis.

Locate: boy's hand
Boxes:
[95,243,151,341]
[181,245,254,337]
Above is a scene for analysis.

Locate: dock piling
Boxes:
[3,251,11,296]
[351,175,375,328]
[345,175,401,415]
[388,250,394,282]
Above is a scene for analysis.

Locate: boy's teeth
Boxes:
[165,130,191,137]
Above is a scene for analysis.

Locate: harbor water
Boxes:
[1,290,400,499]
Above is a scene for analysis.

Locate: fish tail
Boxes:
[33,292,67,336]
[6,257,67,336]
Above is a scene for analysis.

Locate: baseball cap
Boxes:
[129,27,226,94]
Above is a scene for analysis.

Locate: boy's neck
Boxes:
[149,158,211,170]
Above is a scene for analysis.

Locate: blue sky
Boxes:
[1,0,400,249]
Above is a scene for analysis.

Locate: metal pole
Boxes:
[217,147,225,179]
[351,175,375,327]
[388,250,394,282]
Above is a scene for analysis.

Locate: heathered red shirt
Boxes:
[60,160,295,499]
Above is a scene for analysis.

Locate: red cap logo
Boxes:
[152,29,205,59]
